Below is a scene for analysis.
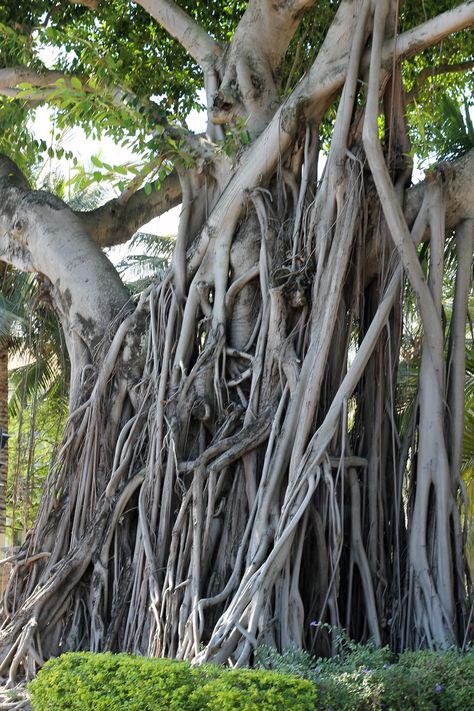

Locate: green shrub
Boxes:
[27,652,316,711]
[27,644,474,711]
[375,650,474,711]
[189,668,317,710]
[255,645,320,678]
[28,653,198,711]
[317,648,474,711]
[256,641,474,711]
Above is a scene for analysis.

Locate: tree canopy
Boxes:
[1,1,472,182]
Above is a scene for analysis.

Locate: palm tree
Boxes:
[115,230,175,293]
[0,263,67,550]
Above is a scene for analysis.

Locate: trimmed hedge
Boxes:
[27,652,317,711]
[27,646,474,711]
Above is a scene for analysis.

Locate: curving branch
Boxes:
[192,0,474,252]
[384,1,474,65]
[134,0,317,136]
[77,170,182,247]
[0,154,130,402]
[230,0,317,77]
[447,219,473,477]
[0,65,164,125]
[73,0,220,137]
[363,0,441,339]
[404,148,474,232]
[362,149,474,285]
[133,0,220,70]
[405,60,474,104]
[68,0,99,7]
[210,0,316,133]
[0,67,68,100]
[78,123,217,248]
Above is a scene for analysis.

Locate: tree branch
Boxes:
[405,60,474,103]
[0,65,162,123]
[210,0,316,133]
[133,0,220,70]
[447,219,473,477]
[383,1,474,65]
[0,67,67,99]
[67,0,99,7]
[362,149,474,285]
[364,0,442,343]
[186,0,474,283]
[234,0,317,77]
[404,148,474,232]
[77,170,182,247]
[0,154,130,397]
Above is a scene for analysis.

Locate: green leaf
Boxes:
[70,76,83,92]
[90,155,103,168]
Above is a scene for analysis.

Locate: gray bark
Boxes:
[0,158,130,401]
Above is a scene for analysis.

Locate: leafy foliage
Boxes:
[1,0,472,176]
[429,94,474,162]
[7,284,68,418]
[28,645,474,711]
[114,231,175,292]
[27,652,317,711]
[257,642,474,711]
[7,381,67,539]
[2,272,68,540]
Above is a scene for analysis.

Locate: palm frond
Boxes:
[116,232,175,290]
[431,93,474,161]
[8,356,63,418]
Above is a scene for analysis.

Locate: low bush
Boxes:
[28,642,474,711]
[189,667,318,710]
[256,640,474,711]
[313,650,474,710]
[27,651,317,711]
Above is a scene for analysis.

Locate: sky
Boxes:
[30,80,436,250]
[30,95,208,238]
[31,43,206,238]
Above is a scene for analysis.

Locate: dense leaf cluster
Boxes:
[28,645,474,711]
[256,641,474,710]
[0,0,472,179]
[28,652,317,711]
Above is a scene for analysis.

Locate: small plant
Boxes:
[255,644,319,679]
[220,115,252,157]
[189,668,317,711]
[27,652,316,711]
[256,636,474,710]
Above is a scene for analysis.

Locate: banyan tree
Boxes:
[0,0,473,684]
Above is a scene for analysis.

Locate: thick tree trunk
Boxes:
[0,168,130,406]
